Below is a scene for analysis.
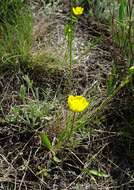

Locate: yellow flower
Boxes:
[68,95,89,112]
[72,6,84,16]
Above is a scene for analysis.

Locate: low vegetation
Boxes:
[0,0,133,189]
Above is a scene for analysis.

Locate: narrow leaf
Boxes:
[88,169,109,177]
[53,156,61,163]
[40,132,52,150]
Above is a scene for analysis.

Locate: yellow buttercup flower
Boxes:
[72,6,84,16]
[68,95,89,112]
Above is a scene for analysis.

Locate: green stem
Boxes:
[68,112,76,140]
[67,28,73,78]
[71,112,76,130]
[69,37,72,73]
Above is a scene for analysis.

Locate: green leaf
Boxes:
[23,75,33,89]
[40,132,52,150]
[128,66,134,75]
[64,24,74,41]
[87,169,109,177]
[53,156,61,163]
[107,65,118,95]
[88,10,93,17]
[119,0,126,23]
[19,84,26,101]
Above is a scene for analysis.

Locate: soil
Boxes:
[0,1,134,190]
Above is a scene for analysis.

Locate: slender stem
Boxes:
[68,112,76,140]
[71,112,76,130]
[69,36,72,73]
[66,26,73,91]
[67,25,73,78]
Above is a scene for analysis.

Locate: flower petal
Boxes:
[68,95,89,112]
